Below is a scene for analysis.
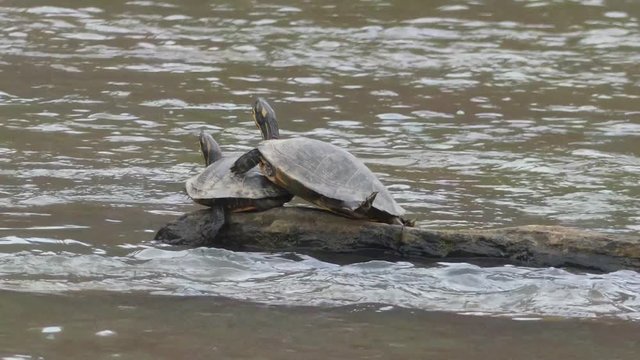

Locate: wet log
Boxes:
[154,207,640,272]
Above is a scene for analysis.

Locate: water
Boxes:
[1,0,640,357]
[1,246,639,319]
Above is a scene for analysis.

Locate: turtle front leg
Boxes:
[198,205,227,246]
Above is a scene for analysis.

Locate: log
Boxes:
[154,207,640,273]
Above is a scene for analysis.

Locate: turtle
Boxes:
[185,130,292,212]
[231,98,412,226]
[159,126,292,247]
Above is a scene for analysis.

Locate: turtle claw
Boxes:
[401,218,416,227]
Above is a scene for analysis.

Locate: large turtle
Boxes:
[185,131,292,212]
[231,98,412,226]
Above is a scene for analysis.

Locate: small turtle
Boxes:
[231,98,412,226]
[185,131,292,212]
[159,130,291,247]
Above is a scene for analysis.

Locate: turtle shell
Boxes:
[186,152,290,205]
[257,138,405,217]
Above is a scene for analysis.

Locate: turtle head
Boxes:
[253,97,280,140]
[199,130,223,166]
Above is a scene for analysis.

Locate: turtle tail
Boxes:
[231,149,261,175]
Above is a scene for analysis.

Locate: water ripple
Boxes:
[0,248,638,320]
[0,0,639,319]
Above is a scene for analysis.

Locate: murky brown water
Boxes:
[1,0,640,358]
[1,291,640,360]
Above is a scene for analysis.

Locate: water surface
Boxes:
[1,0,639,358]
